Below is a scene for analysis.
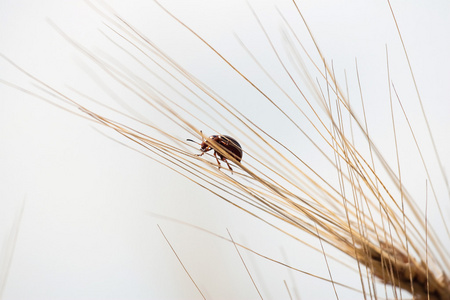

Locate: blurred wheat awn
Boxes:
[1,0,450,299]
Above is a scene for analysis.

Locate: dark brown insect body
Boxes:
[197,135,243,171]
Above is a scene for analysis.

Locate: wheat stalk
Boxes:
[2,0,449,299]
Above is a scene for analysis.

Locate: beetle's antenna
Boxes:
[199,130,207,143]
[186,139,199,144]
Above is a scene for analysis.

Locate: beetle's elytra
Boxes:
[189,134,243,171]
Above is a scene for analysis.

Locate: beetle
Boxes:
[188,134,243,171]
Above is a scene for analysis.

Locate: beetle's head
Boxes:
[200,135,220,152]
[199,141,208,151]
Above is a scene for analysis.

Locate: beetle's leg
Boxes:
[214,150,233,173]
[197,146,211,156]
[224,159,233,172]
[213,151,222,169]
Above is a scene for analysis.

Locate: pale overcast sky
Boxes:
[1,0,449,299]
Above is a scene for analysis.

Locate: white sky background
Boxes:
[1,0,450,299]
